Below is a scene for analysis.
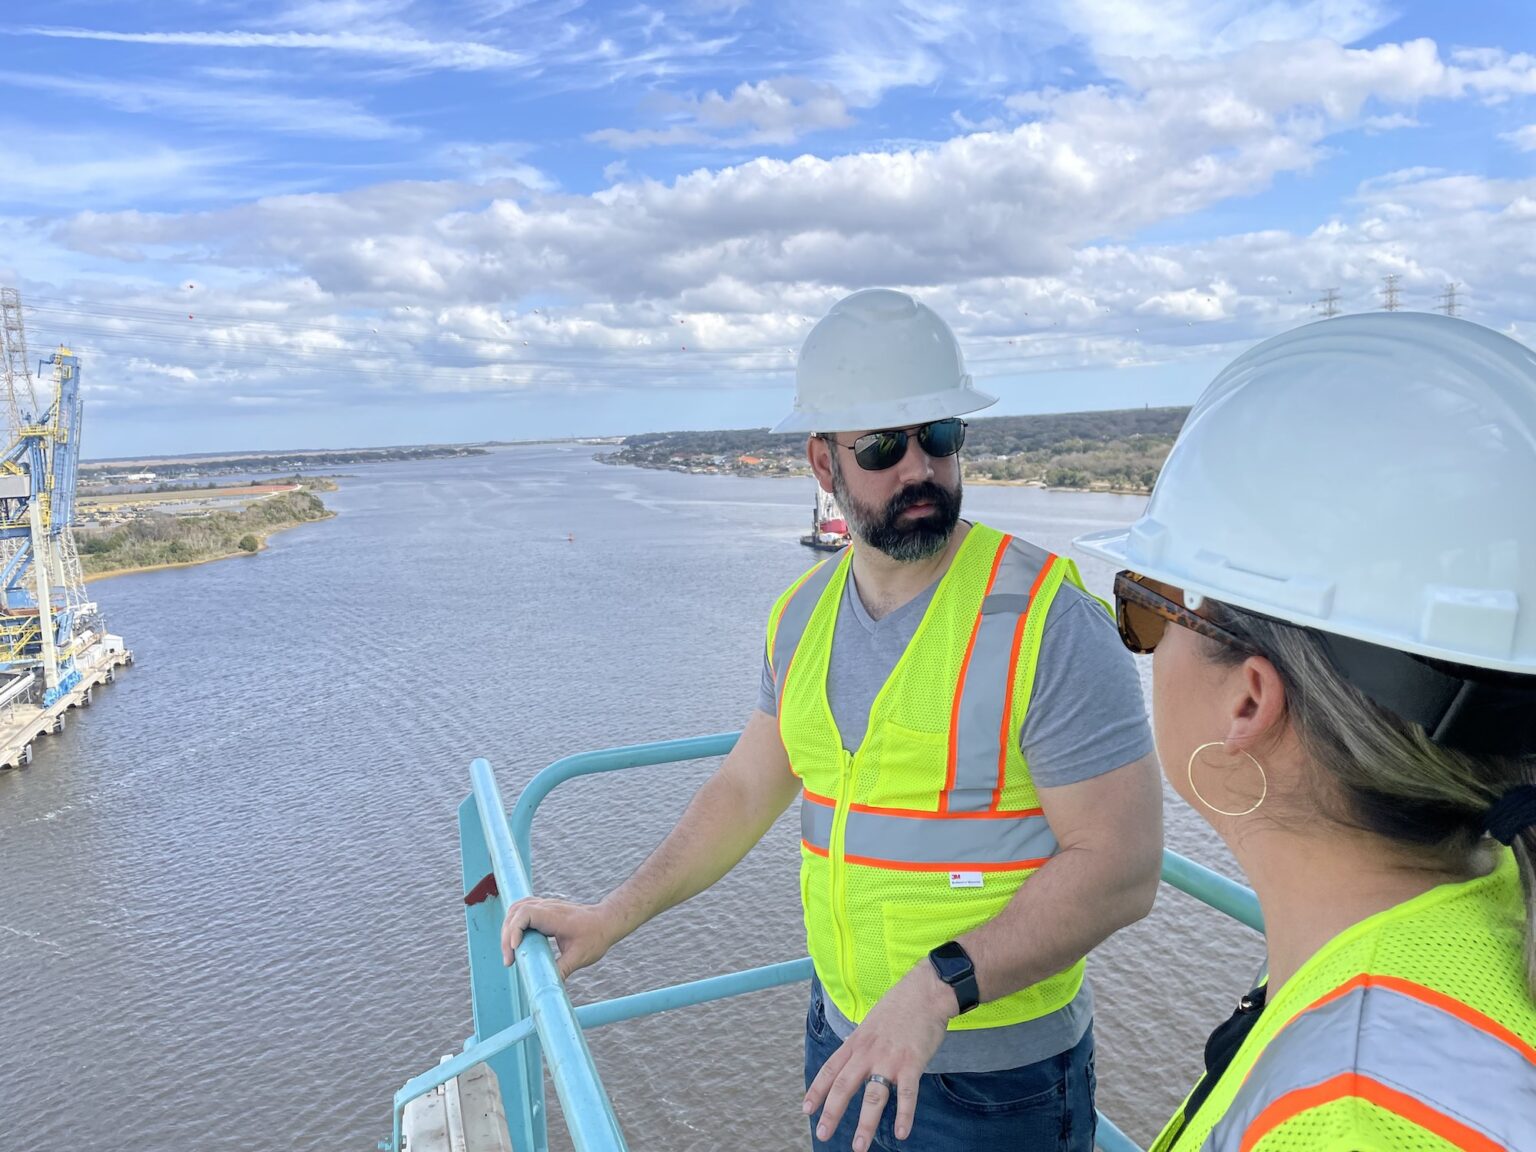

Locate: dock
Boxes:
[0,634,131,768]
[0,305,136,774]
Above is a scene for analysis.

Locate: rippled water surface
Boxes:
[0,446,1264,1151]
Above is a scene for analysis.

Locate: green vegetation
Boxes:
[81,445,486,482]
[79,491,333,577]
[605,407,1188,493]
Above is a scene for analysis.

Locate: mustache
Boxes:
[888,482,952,516]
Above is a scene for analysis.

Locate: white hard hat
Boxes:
[774,288,997,434]
[1076,312,1536,676]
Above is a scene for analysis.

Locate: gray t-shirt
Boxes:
[759,558,1154,1072]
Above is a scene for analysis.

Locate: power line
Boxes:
[1437,282,1462,317]
[1316,288,1341,318]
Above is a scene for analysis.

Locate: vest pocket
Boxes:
[880,889,1012,1013]
[880,886,1080,1030]
[868,720,950,809]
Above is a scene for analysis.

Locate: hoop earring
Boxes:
[1187,742,1268,817]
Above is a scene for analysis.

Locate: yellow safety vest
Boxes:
[765,522,1096,1030]
[1151,849,1536,1152]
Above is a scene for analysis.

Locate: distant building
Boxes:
[125,472,157,482]
[737,455,764,465]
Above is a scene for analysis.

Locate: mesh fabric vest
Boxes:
[1151,849,1536,1151]
[765,522,1098,1030]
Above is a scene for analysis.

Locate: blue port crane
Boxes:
[0,288,95,704]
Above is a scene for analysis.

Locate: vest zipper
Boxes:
[830,748,858,1018]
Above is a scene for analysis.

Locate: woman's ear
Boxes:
[1225,653,1289,752]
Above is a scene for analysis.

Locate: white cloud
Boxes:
[1059,0,1395,64]
[590,78,853,149]
[0,70,412,141]
[272,0,418,33]
[0,125,240,209]
[952,110,1007,132]
[14,25,533,71]
[1111,37,1536,111]
[28,162,1536,411]
[18,32,1536,414]
[433,143,556,191]
[86,41,1504,299]
[1359,112,1419,131]
[1502,124,1536,151]
[807,1,1054,104]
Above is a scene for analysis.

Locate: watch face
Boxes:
[931,942,971,982]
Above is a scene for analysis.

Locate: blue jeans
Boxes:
[804,981,1096,1152]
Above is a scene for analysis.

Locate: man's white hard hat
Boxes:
[774,288,997,435]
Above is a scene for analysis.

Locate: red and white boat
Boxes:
[800,488,851,551]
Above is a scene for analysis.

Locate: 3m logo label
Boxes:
[949,871,983,888]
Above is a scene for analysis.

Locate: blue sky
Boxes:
[2,1,1534,456]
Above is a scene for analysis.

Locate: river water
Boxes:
[0,445,1264,1152]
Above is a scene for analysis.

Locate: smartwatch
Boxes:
[927,940,980,1015]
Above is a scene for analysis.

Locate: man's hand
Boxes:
[803,962,956,1150]
[497,710,798,985]
[500,897,625,980]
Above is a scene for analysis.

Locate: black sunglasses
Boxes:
[824,418,967,472]
[1113,571,1251,655]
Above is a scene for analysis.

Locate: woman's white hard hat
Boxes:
[1075,311,1536,675]
[774,288,997,435]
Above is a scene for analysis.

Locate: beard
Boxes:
[829,457,963,562]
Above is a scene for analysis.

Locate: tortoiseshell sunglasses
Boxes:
[1113,571,1251,655]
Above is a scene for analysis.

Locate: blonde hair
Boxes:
[1203,602,1536,998]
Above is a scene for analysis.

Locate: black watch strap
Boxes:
[927,940,980,1015]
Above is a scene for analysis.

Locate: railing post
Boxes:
[471,759,628,1149]
[460,796,548,1152]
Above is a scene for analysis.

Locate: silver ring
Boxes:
[867,1073,895,1091]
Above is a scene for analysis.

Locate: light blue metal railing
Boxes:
[386,735,1264,1152]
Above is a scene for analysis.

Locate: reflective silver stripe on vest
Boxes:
[801,794,1055,866]
[802,793,835,851]
[1202,980,1536,1152]
[772,550,846,706]
[947,538,1055,812]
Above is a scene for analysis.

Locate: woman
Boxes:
[1076,311,1536,1151]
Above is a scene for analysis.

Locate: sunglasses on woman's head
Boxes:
[824,418,967,472]
[1113,571,1251,655]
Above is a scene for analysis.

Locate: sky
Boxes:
[1,0,1534,457]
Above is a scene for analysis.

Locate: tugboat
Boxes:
[799,487,851,551]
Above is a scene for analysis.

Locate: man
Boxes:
[503,288,1163,1151]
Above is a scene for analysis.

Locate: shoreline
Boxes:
[82,510,336,583]
[602,457,1153,498]
[966,475,1151,497]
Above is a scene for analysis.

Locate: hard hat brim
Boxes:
[771,382,998,435]
[1073,526,1536,676]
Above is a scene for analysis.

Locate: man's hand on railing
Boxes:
[501,896,623,979]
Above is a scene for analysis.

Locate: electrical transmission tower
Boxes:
[1316,288,1342,318]
[1437,283,1462,317]
[1381,274,1402,312]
